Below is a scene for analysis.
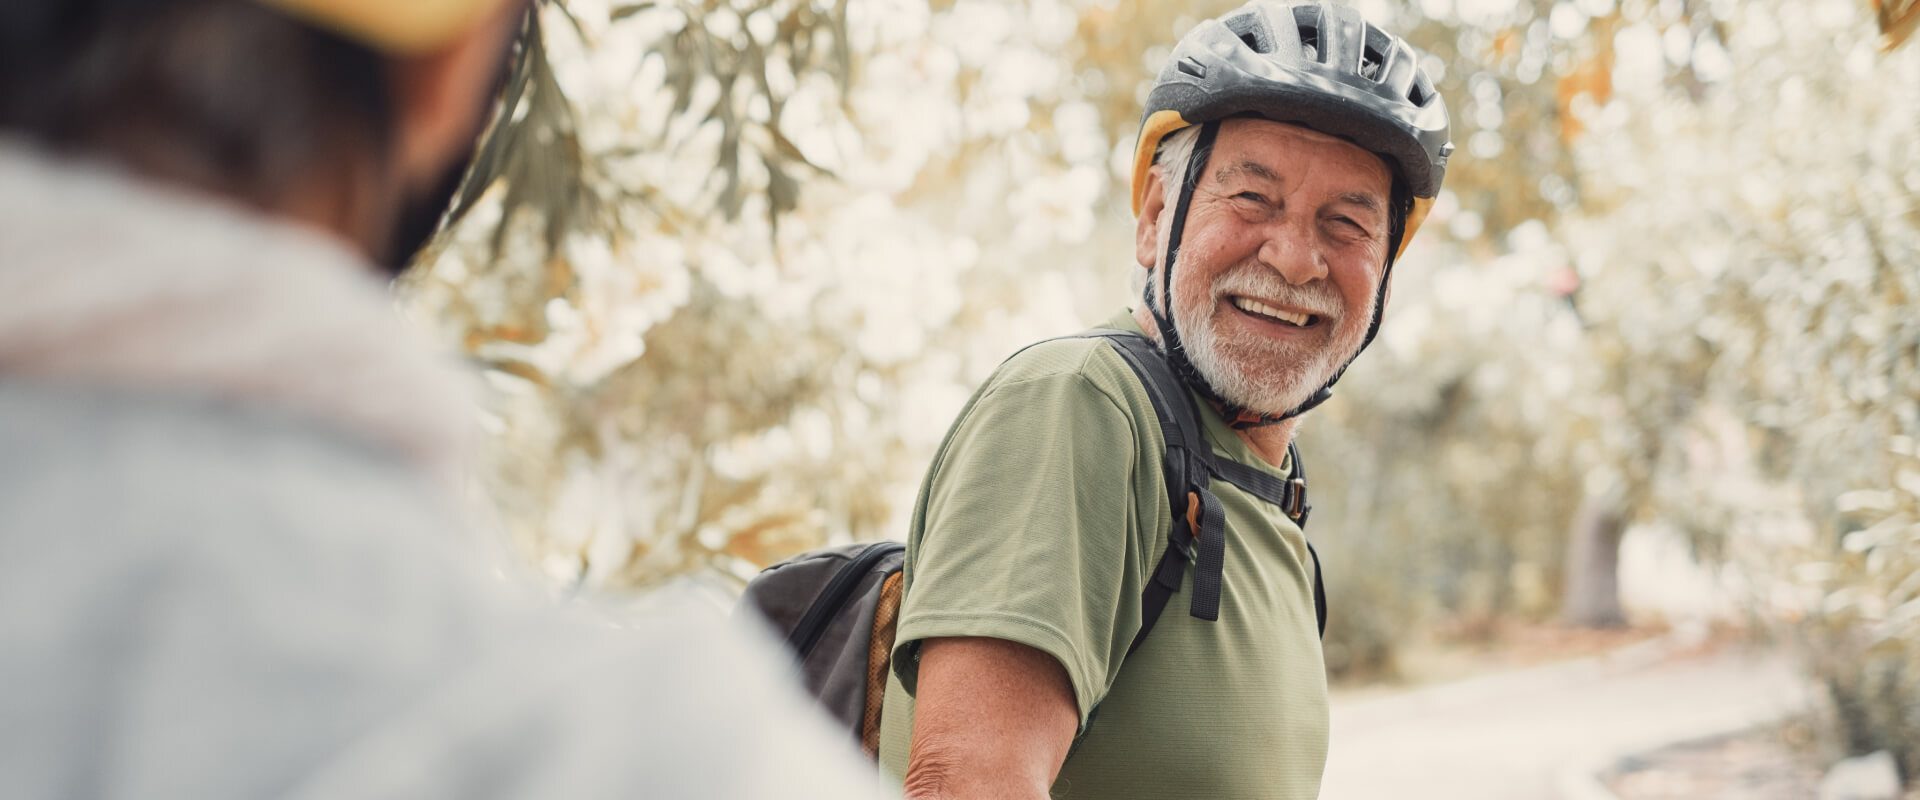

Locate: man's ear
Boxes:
[1135,165,1168,271]
[386,3,523,190]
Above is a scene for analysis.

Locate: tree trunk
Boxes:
[1562,491,1628,628]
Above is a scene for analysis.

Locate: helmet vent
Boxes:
[1292,4,1327,63]
[1139,2,1452,205]
[1361,26,1393,81]
[1409,71,1433,106]
[1224,11,1277,54]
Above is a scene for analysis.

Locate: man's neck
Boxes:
[1234,419,1300,469]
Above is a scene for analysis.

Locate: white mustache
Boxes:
[1207,266,1341,320]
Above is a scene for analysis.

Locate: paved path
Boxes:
[1320,636,1808,799]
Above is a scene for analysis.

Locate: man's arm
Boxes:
[890,356,1159,798]
[903,637,1078,800]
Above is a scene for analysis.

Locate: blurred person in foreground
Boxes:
[876,2,1452,798]
[0,1,892,798]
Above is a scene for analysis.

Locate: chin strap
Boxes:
[1146,120,1405,430]
[1147,122,1246,423]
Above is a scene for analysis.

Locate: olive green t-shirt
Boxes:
[877,312,1329,799]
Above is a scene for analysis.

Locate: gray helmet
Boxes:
[1129,1,1452,259]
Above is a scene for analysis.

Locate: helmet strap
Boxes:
[1148,122,1293,430]
[1148,122,1241,415]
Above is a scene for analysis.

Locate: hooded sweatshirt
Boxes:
[0,139,889,800]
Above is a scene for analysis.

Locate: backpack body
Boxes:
[737,329,1324,758]
[737,540,904,756]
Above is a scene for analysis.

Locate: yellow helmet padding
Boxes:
[1397,196,1432,261]
[1129,112,1435,261]
[1129,109,1190,218]
[254,0,508,54]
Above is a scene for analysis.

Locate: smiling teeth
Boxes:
[1232,297,1311,327]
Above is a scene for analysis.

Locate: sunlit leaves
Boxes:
[409,6,1917,736]
[1556,0,1920,771]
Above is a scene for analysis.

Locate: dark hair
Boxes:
[0,0,396,210]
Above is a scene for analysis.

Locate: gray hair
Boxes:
[1153,125,1203,211]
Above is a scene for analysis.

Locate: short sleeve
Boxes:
[890,359,1159,727]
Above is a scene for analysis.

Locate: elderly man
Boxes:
[875,3,1452,798]
[0,1,888,797]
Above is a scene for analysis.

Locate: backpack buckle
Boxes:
[1286,477,1309,523]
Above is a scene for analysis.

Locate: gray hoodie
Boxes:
[0,140,890,800]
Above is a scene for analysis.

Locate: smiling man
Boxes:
[875,3,1452,798]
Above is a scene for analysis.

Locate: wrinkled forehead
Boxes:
[1210,117,1396,195]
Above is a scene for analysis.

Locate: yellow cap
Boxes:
[254,0,509,54]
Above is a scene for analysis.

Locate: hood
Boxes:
[0,138,474,483]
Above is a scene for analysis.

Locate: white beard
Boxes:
[1165,264,1372,417]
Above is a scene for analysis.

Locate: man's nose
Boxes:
[1257,221,1328,286]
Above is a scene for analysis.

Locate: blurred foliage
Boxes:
[1553,0,1919,775]
[1794,442,1920,780]
[408,0,907,591]
[405,0,1917,772]
[1880,0,1920,49]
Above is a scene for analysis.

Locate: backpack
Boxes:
[736,328,1325,757]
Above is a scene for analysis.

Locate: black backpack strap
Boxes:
[1131,536,1191,657]
[1285,440,1324,636]
[1308,540,1327,638]
[1077,331,1228,645]
[1032,329,1325,655]
[1212,457,1310,524]
[1187,486,1229,622]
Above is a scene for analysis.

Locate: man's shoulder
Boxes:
[930,326,1168,495]
[983,326,1153,411]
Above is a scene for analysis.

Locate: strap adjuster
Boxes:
[1286,477,1309,523]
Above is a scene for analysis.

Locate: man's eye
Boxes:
[1234,191,1268,205]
